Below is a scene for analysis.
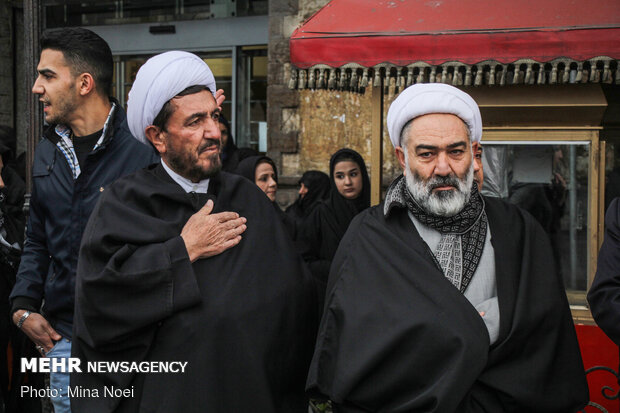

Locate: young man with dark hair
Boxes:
[39,27,114,97]
[9,27,159,413]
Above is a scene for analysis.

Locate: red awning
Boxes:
[290,0,620,69]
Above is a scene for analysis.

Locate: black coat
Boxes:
[72,165,318,412]
[9,103,159,337]
[588,197,620,344]
[307,197,588,412]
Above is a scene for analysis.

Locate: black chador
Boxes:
[300,149,370,286]
[306,193,588,412]
[72,164,318,412]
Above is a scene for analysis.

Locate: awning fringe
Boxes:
[288,57,620,91]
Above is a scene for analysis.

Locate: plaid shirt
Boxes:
[54,102,116,179]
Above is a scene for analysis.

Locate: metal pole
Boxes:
[569,145,577,288]
[231,46,237,142]
[370,71,384,206]
[23,0,42,214]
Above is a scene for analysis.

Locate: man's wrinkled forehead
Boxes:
[404,113,471,146]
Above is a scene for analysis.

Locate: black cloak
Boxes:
[285,170,331,224]
[588,197,620,344]
[72,164,318,412]
[300,149,370,286]
[306,196,588,412]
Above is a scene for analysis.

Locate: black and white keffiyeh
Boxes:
[384,175,487,293]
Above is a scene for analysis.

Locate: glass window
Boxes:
[605,140,620,211]
[480,142,590,300]
[236,0,268,17]
[44,0,267,27]
[235,46,267,150]
[121,57,149,105]
[202,56,233,122]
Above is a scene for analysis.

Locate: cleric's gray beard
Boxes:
[405,157,474,217]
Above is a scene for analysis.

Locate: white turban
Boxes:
[127,51,217,145]
[386,83,482,148]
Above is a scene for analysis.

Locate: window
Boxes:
[44,0,267,27]
[202,55,233,122]
[480,128,603,314]
[481,142,590,301]
[604,139,620,211]
[235,46,267,150]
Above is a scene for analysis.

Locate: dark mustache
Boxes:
[199,139,221,153]
[428,174,460,189]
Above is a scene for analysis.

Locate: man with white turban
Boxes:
[306,83,588,412]
[71,51,318,412]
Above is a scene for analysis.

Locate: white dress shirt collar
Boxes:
[161,160,210,194]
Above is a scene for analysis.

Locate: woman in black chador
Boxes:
[235,155,296,240]
[301,148,370,289]
[285,170,330,227]
[218,113,240,172]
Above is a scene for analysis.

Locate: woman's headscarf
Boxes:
[286,170,330,219]
[235,155,277,184]
[325,148,370,237]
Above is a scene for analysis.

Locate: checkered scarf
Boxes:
[54,103,116,179]
[384,175,487,293]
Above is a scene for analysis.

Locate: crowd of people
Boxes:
[1,24,619,413]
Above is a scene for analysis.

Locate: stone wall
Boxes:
[268,0,331,207]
